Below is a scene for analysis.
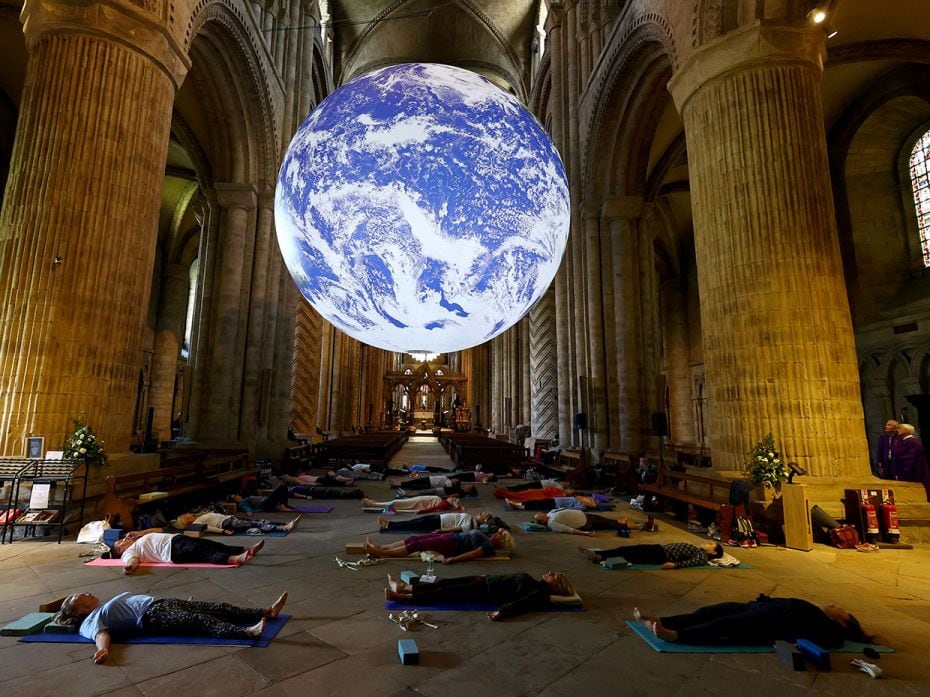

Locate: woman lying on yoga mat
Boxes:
[107,528,265,574]
[362,494,461,512]
[378,511,507,533]
[505,494,600,511]
[392,476,478,498]
[633,594,874,647]
[173,512,300,535]
[579,541,724,568]
[385,571,575,620]
[54,590,288,664]
[493,485,571,501]
[532,510,632,536]
[283,471,354,487]
[364,529,515,563]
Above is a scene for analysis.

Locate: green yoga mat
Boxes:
[626,620,894,654]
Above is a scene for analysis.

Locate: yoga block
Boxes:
[797,639,831,671]
[102,528,123,544]
[38,596,66,613]
[600,557,631,569]
[345,542,365,555]
[774,640,805,671]
[400,570,419,583]
[183,529,203,538]
[186,523,207,532]
[44,620,79,634]
[397,639,419,665]
[0,612,55,636]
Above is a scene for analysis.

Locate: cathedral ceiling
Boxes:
[328,0,540,98]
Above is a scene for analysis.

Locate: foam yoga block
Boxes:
[600,557,631,569]
[398,639,420,664]
[774,640,804,670]
[0,612,55,636]
[797,639,831,670]
[399,570,419,583]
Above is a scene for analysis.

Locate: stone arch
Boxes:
[185,0,281,184]
[581,19,677,200]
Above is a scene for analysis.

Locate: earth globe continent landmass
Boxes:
[275,62,571,353]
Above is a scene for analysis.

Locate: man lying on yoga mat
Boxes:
[532,510,632,536]
[362,494,462,512]
[364,529,515,563]
[385,571,575,620]
[288,484,365,499]
[54,590,288,664]
[579,541,724,568]
[632,594,874,647]
[107,528,265,574]
[283,471,354,487]
[173,511,300,535]
[378,511,507,533]
[231,484,294,512]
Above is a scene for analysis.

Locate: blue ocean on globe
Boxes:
[275,62,570,353]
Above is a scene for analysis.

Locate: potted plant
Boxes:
[748,432,787,494]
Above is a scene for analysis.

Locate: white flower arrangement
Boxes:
[747,432,787,491]
[63,417,107,465]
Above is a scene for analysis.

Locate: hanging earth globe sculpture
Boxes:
[275,63,570,354]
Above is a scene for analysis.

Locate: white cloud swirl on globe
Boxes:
[275,63,570,353]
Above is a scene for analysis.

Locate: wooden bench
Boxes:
[597,451,637,492]
[102,449,252,530]
[639,465,735,518]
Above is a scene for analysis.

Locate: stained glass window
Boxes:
[910,130,930,267]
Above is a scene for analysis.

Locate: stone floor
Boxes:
[1,437,929,696]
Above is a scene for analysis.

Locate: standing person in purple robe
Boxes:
[891,423,930,501]
[876,419,898,479]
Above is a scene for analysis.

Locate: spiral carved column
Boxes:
[669,24,868,476]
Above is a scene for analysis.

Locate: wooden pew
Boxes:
[638,465,735,519]
[102,449,252,530]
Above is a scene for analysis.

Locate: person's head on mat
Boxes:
[460,482,477,496]
[56,592,102,624]
[490,529,515,551]
[704,541,725,559]
[633,595,873,646]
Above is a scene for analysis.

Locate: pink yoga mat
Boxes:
[84,558,237,568]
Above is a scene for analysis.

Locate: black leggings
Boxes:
[581,513,620,531]
[142,598,262,638]
[384,514,441,532]
[411,576,492,604]
[170,535,245,565]
[598,543,665,564]
[661,602,771,645]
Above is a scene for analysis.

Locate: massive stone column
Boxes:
[668,23,869,476]
[149,263,190,440]
[661,276,696,446]
[197,184,257,442]
[583,206,606,453]
[0,0,188,453]
[603,197,644,454]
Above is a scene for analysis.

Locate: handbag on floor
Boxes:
[828,524,861,549]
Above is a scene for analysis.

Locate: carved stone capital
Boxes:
[600,196,642,221]
[668,22,825,113]
[213,183,258,210]
[21,0,190,89]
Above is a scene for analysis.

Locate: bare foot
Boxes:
[276,504,295,512]
[386,574,404,593]
[265,591,288,618]
[363,498,377,508]
[244,618,266,637]
[579,547,601,563]
[364,537,379,555]
[385,587,412,602]
[633,607,658,623]
[647,619,677,642]
[378,515,390,530]
[246,539,265,559]
[229,552,249,566]
[284,515,301,532]
[505,499,525,510]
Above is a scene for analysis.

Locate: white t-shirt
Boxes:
[193,512,232,534]
[547,508,587,534]
[121,532,176,565]
[429,475,453,487]
[439,512,474,530]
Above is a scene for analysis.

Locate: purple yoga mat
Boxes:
[290,504,334,513]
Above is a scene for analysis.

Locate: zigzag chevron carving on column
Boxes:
[290,299,323,434]
[530,288,559,440]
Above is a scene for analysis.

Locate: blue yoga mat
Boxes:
[229,530,288,537]
[385,601,584,613]
[626,620,894,654]
[19,615,290,648]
